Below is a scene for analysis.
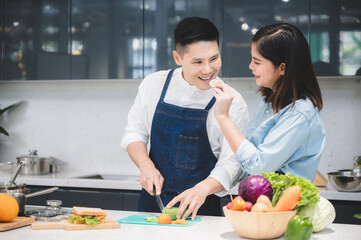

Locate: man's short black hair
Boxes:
[174,16,219,56]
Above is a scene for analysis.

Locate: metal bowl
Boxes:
[327,171,361,192]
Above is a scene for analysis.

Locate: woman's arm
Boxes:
[212,82,245,153]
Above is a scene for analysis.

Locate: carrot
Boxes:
[174,219,189,225]
[272,185,302,212]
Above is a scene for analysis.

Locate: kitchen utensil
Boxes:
[10,187,59,215]
[313,170,328,187]
[0,182,27,191]
[0,217,35,232]
[117,215,201,227]
[49,158,66,173]
[25,200,73,221]
[31,218,120,230]
[153,186,164,213]
[16,150,53,175]
[223,206,296,239]
[327,171,361,192]
[8,162,23,184]
[0,161,16,173]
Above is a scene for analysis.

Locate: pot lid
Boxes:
[0,181,27,190]
[17,149,40,159]
[24,200,73,221]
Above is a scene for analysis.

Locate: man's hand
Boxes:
[126,141,164,195]
[166,178,224,220]
[139,161,164,196]
[166,183,208,221]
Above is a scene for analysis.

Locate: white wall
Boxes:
[0,77,360,177]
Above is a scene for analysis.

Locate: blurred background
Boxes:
[1,0,360,81]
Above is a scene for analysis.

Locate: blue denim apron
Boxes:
[138,69,221,216]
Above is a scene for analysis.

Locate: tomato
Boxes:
[158,213,172,224]
[230,198,247,211]
[234,196,243,201]
[245,202,253,211]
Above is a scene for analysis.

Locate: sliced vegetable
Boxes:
[272,185,301,212]
[174,219,188,225]
[238,175,273,204]
[209,79,221,88]
[164,207,187,220]
[284,215,313,240]
[144,216,158,222]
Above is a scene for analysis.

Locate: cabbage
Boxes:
[299,196,336,232]
[238,175,273,204]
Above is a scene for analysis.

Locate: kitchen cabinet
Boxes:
[26,185,140,211]
[329,200,361,225]
[2,0,360,80]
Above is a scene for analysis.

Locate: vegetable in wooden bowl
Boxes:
[223,206,296,239]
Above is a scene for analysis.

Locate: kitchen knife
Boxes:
[153,186,165,213]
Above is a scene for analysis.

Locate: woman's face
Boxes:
[249,43,284,90]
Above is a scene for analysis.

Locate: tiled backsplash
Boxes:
[0,77,360,178]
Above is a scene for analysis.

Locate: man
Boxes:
[121,16,248,220]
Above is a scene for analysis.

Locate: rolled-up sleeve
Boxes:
[120,81,152,150]
[210,90,249,196]
[236,110,310,176]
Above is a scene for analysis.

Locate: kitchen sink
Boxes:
[73,174,139,181]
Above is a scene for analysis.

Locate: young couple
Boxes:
[121,17,325,220]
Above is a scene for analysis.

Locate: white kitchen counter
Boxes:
[1,171,361,201]
[1,206,360,240]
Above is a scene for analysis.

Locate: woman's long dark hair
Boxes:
[253,23,323,113]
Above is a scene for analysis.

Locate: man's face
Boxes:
[173,41,222,90]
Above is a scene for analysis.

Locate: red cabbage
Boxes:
[238,175,273,204]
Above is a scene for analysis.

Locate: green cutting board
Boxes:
[117,215,201,227]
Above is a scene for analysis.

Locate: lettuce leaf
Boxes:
[262,172,320,213]
[68,215,104,226]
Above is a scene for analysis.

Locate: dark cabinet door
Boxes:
[26,185,141,211]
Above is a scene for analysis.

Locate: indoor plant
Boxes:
[0,102,22,136]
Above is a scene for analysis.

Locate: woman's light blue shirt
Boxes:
[236,98,325,181]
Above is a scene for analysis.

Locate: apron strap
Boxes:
[205,97,216,110]
[159,69,175,102]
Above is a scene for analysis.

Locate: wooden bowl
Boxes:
[223,206,296,239]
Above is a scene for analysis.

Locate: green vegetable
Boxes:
[354,214,361,219]
[144,216,158,222]
[68,215,104,226]
[284,215,313,240]
[164,207,187,220]
[299,196,336,232]
[262,172,320,213]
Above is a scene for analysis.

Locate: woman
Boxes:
[212,23,325,181]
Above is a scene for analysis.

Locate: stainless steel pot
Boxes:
[17,150,53,175]
[5,187,59,215]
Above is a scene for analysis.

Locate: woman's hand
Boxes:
[139,161,164,196]
[212,82,234,121]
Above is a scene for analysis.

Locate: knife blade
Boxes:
[153,186,165,213]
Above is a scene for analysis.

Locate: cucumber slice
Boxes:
[209,79,220,88]
[144,216,158,222]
